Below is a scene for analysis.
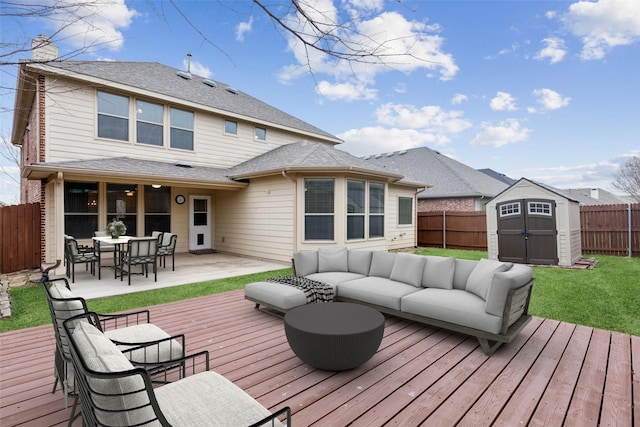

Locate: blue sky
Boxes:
[1,0,639,204]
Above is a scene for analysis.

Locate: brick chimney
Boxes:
[31,34,59,61]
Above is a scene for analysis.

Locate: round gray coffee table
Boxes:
[284,302,385,371]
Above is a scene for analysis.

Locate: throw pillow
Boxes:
[318,247,348,272]
[348,250,373,275]
[390,253,426,287]
[466,259,512,300]
[422,256,456,289]
[485,266,533,317]
[368,251,397,278]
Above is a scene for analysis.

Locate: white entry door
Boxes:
[189,195,211,251]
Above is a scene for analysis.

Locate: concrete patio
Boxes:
[54,251,289,300]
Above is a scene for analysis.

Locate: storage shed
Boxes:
[486,178,582,266]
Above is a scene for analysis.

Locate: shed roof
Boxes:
[361,146,508,199]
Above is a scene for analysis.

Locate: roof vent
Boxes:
[177,70,192,80]
[202,79,217,88]
[225,86,238,95]
[363,155,371,160]
[175,163,193,168]
[398,150,408,155]
[374,154,383,159]
[386,152,394,157]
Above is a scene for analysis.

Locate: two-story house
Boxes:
[12,37,425,268]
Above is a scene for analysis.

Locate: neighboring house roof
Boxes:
[360,146,508,199]
[23,157,246,190]
[477,168,517,185]
[560,188,633,205]
[23,142,427,188]
[14,60,341,145]
[229,140,427,187]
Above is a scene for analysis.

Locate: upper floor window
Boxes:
[170,108,194,150]
[224,119,238,135]
[398,197,413,225]
[97,91,129,141]
[369,182,385,238]
[255,127,266,141]
[136,100,163,146]
[304,178,335,241]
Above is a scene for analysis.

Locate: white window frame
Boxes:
[500,202,521,217]
[528,201,552,216]
[224,119,238,136]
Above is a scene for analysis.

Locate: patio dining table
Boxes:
[93,235,131,278]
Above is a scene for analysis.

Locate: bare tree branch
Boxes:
[612,156,640,202]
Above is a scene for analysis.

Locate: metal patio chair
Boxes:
[64,236,100,283]
[118,237,158,285]
[158,232,177,271]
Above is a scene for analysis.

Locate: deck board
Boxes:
[1,289,638,427]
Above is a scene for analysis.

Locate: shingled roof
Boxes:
[30,61,340,143]
[362,146,508,199]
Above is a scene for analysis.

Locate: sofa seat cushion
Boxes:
[105,324,184,365]
[401,289,503,335]
[244,281,309,311]
[305,272,364,286]
[155,371,283,426]
[337,277,421,311]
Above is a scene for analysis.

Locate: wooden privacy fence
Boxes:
[418,203,640,256]
[0,203,41,274]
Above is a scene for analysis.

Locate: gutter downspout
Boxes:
[282,171,297,252]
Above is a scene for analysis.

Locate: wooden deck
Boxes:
[1,289,638,426]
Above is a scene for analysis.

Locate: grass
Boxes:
[2,249,639,337]
[0,268,291,333]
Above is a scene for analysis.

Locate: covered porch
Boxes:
[1,289,638,426]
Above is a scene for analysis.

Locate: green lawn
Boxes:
[2,249,639,336]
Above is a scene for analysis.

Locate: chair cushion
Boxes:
[368,251,396,278]
[318,247,348,272]
[293,250,318,277]
[155,371,283,426]
[465,259,512,300]
[422,256,456,289]
[390,253,426,288]
[105,324,184,364]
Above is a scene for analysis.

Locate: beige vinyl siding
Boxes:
[214,176,295,263]
[44,76,329,168]
[386,184,418,250]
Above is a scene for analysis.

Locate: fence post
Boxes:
[628,203,632,258]
[443,210,446,249]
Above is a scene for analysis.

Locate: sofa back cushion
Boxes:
[422,256,456,289]
[466,259,513,300]
[368,251,396,278]
[452,259,478,290]
[485,265,533,317]
[293,251,319,276]
[348,250,373,275]
[318,247,348,272]
[390,253,426,288]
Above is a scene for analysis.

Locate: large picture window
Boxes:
[144,185,171,235]
[170,108,194,150]
[136,100,164,146]
[64,181,98,238]
[97,91,129,141]
[398,197,413,225]
[347,180,365,240]
[369,182,385,238]
[304,178,334,241]
[107,183,137,236]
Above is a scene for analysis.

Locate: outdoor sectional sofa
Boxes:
[244,247,535,355]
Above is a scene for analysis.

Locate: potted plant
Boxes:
[107,219,127,239]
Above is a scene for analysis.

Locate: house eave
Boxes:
[229,166,406,182]
[11,63,37,147]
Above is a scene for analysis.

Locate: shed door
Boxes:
[497,199,558,265]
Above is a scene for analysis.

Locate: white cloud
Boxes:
[337,126,449,157]
[277,3,458,91]
[490,92,518,111]
[42,0,138,52]
[452,93,468,104]
[316,80,377,101]
[375,103,472,134]
[522,158,622,190]
[236,16,253,41]
[532,88,570,111]
[470,119,531,147]
[0,165,20,205]
[534,37,567,63]
[562,0,640,60]
[183,60,212,79]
